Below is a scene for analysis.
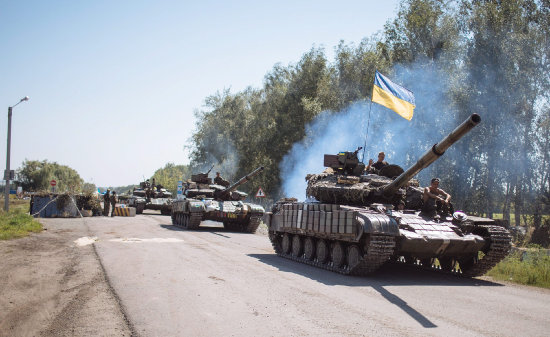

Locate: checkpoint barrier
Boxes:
[113,206,136,217]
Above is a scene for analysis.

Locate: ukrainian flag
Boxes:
[372,70,415,121]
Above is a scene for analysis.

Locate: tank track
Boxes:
[459,224,512,277]
[172,212,202,230]
[269,233,396,276]
[244,214,262,233]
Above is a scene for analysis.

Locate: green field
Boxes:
[0,199,43,240]
[486,248,550,289]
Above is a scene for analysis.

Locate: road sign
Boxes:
[255,187,265,198]
[50,180,57,187]
[3,170,14,180]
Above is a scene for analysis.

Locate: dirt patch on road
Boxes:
[0,219,133,337]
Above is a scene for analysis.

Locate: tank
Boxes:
[265,114,512,276]
[171,166,266,233]
[127,179,173,215]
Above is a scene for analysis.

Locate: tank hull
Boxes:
[171,199,265,233]
[266,201,511,276]
[127,196,172,215]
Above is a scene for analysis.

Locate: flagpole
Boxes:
[361,100,373,162]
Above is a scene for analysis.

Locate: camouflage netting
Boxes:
[306,173,419,207]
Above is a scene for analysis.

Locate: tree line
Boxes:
[187,0,550,231]
[14,1,550,242]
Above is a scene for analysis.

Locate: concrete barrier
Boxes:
[113,206,136,217]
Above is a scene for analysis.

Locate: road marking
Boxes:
[74,236,98,246]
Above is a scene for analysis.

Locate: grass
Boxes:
[0,199,43,240]
[486,249,550,289]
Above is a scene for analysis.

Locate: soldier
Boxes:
[214,172,230,187]
[421,178,451,216]
[110,191,118,217]
[366,152,389,174]
[103,189,111,216]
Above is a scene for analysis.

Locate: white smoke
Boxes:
[279,62,460,200]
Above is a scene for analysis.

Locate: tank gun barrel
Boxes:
[383,113,481,197]
[216,166,265,198]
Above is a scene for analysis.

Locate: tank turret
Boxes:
[307,114,481,208]
[191,165,215,184]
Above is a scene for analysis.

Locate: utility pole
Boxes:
[4,97,29,211]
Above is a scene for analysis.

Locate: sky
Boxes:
[0,0,400,187]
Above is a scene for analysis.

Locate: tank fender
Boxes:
[357,212,399,236]
[188,200,206,213]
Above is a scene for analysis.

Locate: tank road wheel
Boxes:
[304,237,316,261]
[282,234,292,254]
[182,214,189,229]
[347,245,362,270]
[291,235,303,257]
[458,255,478,273]
[316,240,329,264]
[420,258,433,268]
[403,255,416,264]
[439,257,455,272]
[332,242,346,268]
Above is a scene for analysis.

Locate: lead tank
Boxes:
[171,167,265,233]
[265,114,512,276]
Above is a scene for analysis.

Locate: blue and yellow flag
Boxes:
[372,70,415,121]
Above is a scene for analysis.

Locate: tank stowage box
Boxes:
[171,166,265,233]
[265,114,512,276]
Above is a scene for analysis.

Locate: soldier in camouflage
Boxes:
[110,191,118,217]
[103,189,110,216]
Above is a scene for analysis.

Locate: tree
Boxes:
[17,159,84,192]
[150,163,191,196]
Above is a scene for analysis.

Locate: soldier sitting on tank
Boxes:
[214,172,230,187]
[421,178,452,216]
[366,151,389,174]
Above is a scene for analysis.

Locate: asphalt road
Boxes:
[5,213,550,336]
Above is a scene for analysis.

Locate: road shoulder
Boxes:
[0,218,133,337]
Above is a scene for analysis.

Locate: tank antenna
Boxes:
[362,100,373,162]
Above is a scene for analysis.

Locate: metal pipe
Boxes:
[382,113,481,197]
[217,166,265,197]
